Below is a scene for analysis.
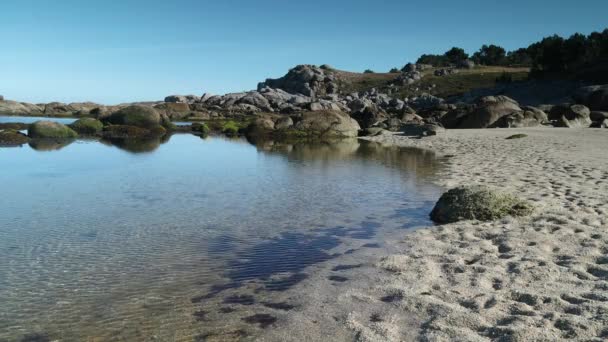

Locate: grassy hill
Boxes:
[333,66,530,99]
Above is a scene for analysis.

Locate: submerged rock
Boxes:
[0,129,30,146]
[69,118,104,135]
[430,186,533,224]
[28,121,78,139]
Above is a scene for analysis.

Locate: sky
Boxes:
[1,0,607,104]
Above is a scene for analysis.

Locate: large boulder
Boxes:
[0,100,44,116]
[28,121,78,139]
[294,110,360,137]
[549,104,592,128]
[154,102,191,120]
[164,95,200,104]
[408,94,445,110]
[105,105,161,128]
[0,130,30,146]
[69,118,104,135]
[258,65,339,98]
[430,186,533,224]
[491,106,548,128]
[574,85,608,111]
[458,96,522,128]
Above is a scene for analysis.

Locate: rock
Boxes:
[600,119,608,128]
[401,123,445,137]
[0,95,4,101]
[361,127,390,137]
[590,111,608,121]
[0,122,29,130]
[69,118,104,135]
[238,91,273,112]
[491,106,548,128]
[459,96,521,128]
[434,68,458,76]
[574,85,608,111]
[154,102,191,120]
[191,122,210,135]
[0,130,30,146]
[401,113,425,124]
[430,186,533,224]
[351,105,387,129]
[28,121,78,139]
[258,65,338,97]
[164,95,200,104]
[274,116,294,130]
[549,104,592,128]
[408,94,445,110]
[294,110,360,137]
[0,100,44,116]
[200,93,214,103]
[106,105,161,128]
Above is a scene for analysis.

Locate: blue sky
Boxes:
[1,0,607,104]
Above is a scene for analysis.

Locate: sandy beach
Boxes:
[260,127,608,341]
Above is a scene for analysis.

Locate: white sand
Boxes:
[262,128,608,341]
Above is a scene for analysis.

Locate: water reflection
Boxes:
[28,138,75,151]
[0,134,444,342]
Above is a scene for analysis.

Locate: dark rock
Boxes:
[574,85,608,111]
[430,186,533,224]
[28,121,78,139]
[0,129,30,146]
[549,104,591,128]
[258,64,338,98]
[459,96,521,128]
[491,106,548,128]
[401,123,445,137]
[274,116,294,130]
[102,125,166,139]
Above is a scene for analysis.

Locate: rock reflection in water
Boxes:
[100,134,171,153]
[28,138,75,151]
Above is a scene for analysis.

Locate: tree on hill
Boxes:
[472,44,507,65]
[389,67,400,73]
[363,69,375,74]
[416,54,448,67]
[444,47,469,65]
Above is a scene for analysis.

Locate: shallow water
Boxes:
[0,115,77,125]
[0,134,443,341]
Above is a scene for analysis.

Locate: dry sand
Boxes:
[260,128,608,341]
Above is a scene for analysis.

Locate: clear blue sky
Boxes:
[1,0,607,104]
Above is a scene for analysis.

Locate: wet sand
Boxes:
[261,128,608,341]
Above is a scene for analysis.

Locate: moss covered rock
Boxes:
[69,118,104,135]
[0,129,30,146]
[28,121,78,139]
[191,122,210,135]
[430,186,533,224]
[106,105,161,128]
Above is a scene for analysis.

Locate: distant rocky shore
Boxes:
[1,64,607,147]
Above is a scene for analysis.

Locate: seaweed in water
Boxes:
[242,314,277,329]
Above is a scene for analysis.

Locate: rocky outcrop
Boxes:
[457,96,522,128]
[153,102,191,120]
[491,106,548,128]
[549,104,592,128]
[164,95,200,104]
[294,110,360,137]
[0,100,44,116]
[105,105,161,128]
[257,65,339,98]
[28,121,78,139]
[430,186,533,224]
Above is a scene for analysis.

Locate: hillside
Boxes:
[334,66,530,99]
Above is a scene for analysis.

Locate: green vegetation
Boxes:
[506,134,528,140]
[69,118,104,135]
[389,68,400,73]
[363,69,375,74]
[222,120,240,136]
[28,121,78,139]
[191,122,210,135]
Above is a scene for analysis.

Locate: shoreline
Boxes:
[261,127,608,341]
